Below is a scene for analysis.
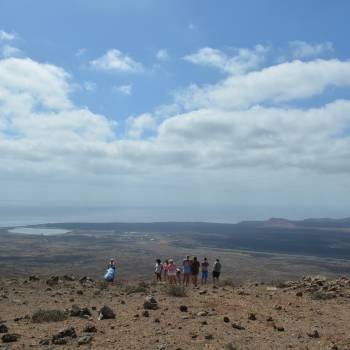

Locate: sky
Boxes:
[0,0,350,224]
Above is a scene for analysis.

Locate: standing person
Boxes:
[191,257,200,287]
[163,259,169,282]
[167,259,177,284]
[108,258,116,270]
[104,258,116,283]
[182,256,192,286]
[201,257,209,285]
[155,259,163,282]
[212,259,222,286]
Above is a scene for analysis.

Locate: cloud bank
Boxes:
[1,46,350,182]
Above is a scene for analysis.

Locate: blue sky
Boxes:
[1,1,350,223]
[1,0,349,122]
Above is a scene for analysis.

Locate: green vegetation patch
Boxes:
[32,309,67,323]
[124,282,149,295]
[311,290,333,300]
[163,284,187,297]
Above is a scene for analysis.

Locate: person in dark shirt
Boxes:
[212,259,222,286]
[191,256,200,287]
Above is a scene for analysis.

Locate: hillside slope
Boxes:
[0,276,350,349]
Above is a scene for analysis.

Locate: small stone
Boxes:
[0,324,8,333]
[274,324,285,332]
[142,310,150,317]
[29,275,40,281]
[98,306,116,320]
[52,326,76,342]
[248,313,256,320]
[52,337,68,345]
[83,324,97,333]
[38,338,50,346]
[144,296,158,310]
[296,291,303,297]
[78,335,93,345]
[179,305,188,312]
[197,311,208,317]
[307,329,320,338]
[223,316,230,323]
[154,318,160,323]
[204,334,214,340]
[63,275,75,281]
[46,276,59,286]
[2,333,19,343]
[232,323,245,330]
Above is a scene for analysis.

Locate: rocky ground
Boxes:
[1,275,350,349]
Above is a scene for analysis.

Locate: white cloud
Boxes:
[0,57,72,110]
[114,84,132,95]
[90,49,143,73]
[1,45,22,58]
[126,113,156,138]
[184,45,268,75]
[176,59,350,111]
[84,81,96,92]
[1,52,350,184]
[0,30,16,41]
[156,49,169,61]
[76,48,87,57]
[156,100,350,172]
[290,41,334,58]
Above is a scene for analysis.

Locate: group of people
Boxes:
[104,256,222,287]
[155,256,222,286]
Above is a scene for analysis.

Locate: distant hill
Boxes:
[30,216,350,232]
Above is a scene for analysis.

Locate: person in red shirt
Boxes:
[162,259,169,282]
[167,259,177,284]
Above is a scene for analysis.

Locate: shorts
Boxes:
[201,271,208,279]
[213,271,221,279]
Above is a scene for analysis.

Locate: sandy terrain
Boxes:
[1,275,350,349]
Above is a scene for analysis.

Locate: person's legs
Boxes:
[216,272,220,285]
[194,274,198,287]
[183,273,188,286]
[203,271,208,285]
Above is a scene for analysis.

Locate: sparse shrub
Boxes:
[275,281,288,289]
[221,278,235,287]
[32,309,67,323]
[311,290,332,300]
[124,282,148,295]
[163,284,187,297]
